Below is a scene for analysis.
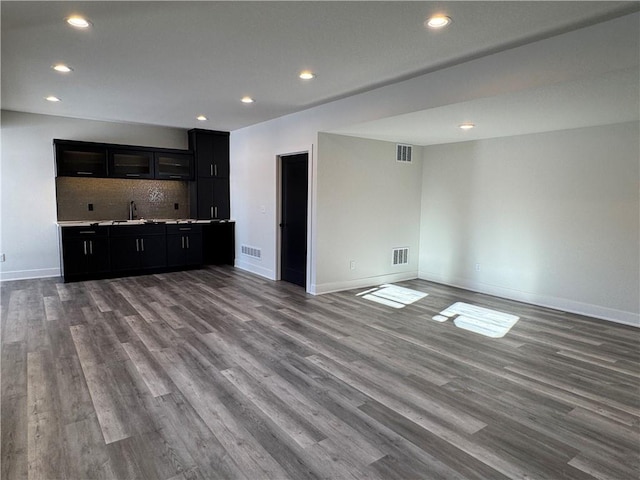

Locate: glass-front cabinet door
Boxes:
[155,152,193,180]
[109,149,154,179]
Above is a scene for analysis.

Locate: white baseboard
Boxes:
[234,259,275,281]
[312,271,419,296]
[418,270,639,328]
[0,267,61,282]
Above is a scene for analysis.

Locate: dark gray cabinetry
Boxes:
[54,139,193,180]
[110,224,167,272]
[188,129,230,220]
[109,149,154,179]
[203,222,235,265]
[61,226,110,279]
[166,224,203,267]
[55,141,107,177]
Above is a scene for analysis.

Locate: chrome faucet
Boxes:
[128,201,137,220]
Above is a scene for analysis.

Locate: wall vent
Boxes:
[396,144,413,163]
[392,247,409,266]
[241,245,262,259]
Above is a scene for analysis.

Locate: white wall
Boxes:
[315,134,422,293]
[419,122,640,326]
[0,110,187,280]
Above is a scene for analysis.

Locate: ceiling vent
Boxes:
[396,144,413,163]
[392,247,409,266]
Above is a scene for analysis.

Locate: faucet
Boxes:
[128,201,137,220]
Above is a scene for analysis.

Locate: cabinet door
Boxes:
[155,152,193,180]
[184,233,203,266]
[56,143,107,177]
[212,178,230,219]
[166,234,186,267]
[190,130,229,178]
[86,237,111,274]
[196,178,215,219]
[109,149,154,179]
[203,222,235,265]
[139,235,167,270]
[110,236,141,272]
[62,238,91,277]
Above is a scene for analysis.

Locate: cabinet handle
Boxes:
[136,239,140,252]
[83,240,88,255]
[214,164,218,176]
[126,173,141,177]
[89,240,93,255]
[186,236,190,249]
[79,230,96,234]
[215,206,218,218]
[169,175,181,179]
[210,206,214,219]
[181,236,185,249]
[210,165,213,177]
[141,238,145,252]
[77,171,93,175]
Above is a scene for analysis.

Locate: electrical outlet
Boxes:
[350,260,356,270]
[0,254,5,262]
[174,203,179,210]
[475,263,481,271]
[88,203,94,211]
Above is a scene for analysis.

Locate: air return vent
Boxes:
[241,245,261,259]
[396,144,413,163]
[392,247,409,265]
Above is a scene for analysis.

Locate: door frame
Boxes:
[276,146,314,292]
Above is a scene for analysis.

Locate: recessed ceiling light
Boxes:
[52,64,73,73]
[196,115,207,121]
[66,16,91,29]
[425,15,452,29]
[459,123,475,130]
[241,96,255,104]
[299,71,316,80]
[45,96,61,102]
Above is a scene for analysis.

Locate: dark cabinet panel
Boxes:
[61,227,110,280]
[155,152,193,180]
[109,149,154,179]
[202,222,235,265]
[194,177,230,220]
[55,142,107,177]
[110,225,166,272]
[189,129,230,178]
[167,225,202,267]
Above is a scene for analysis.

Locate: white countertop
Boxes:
[58,219,233,227]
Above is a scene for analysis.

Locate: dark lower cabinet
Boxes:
[203,222,235,265]
[110,225,167,272]
[61,227,110,280]
[167,225,203,267]
[60,221,234,281]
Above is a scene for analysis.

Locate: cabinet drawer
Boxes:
[61,226,110,239]
[166,224,202,235]
[110,224,166,236]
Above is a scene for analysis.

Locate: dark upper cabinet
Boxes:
[188,129,231,220]
[109,149,154,179]
[61,226,111,279]
[189,129,230,178]
[155,152,193,180]
[54,139,192,181]
[55,141,108,177]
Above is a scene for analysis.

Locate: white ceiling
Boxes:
[2,1,639,144]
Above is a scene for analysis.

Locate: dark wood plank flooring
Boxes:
[1,266,638,479]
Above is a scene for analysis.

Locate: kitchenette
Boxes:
[56,129,234,282]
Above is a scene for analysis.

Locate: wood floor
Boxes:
[1,266,638,480]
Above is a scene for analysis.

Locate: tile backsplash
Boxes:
[56,177,190,221]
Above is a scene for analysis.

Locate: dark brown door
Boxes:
[280,153,308,287]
